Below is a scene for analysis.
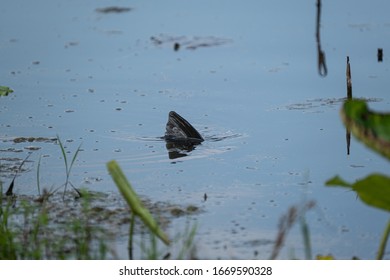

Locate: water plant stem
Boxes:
[57,136,82,198]
[107,160,170,245]
[300,216,312,260]
[36,155,42,196]
[128,212,135,260]
[377,219,390,260]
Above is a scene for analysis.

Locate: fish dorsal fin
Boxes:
[165,111,204,143]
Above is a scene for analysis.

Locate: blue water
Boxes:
[1,0,390,259]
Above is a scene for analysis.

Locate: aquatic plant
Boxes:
[340,99,390,160]
[0,187,112,259]
[56,136,82,199]
[326,99,390,259]
[0,86,13,96]
[1,142,198,259]
[5,153,31,197]
[107,160,170,258]
[270,200,315,260]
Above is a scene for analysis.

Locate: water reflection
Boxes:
[316,0,328,77]
[377,48,383,62]
[165,141,198,159]
[346,56,352,155]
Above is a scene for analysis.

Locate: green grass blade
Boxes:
[300,216,312,260]
[68,143,82,176]
[107,160,170,245]
[57,136,68,174]
[377,219,390,260]
[36,155,41,196]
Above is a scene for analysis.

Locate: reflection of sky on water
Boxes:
[1,0,390,259]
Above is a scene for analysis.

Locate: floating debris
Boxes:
[96,6,132,14]
[173,42,180,51]
[24,146,41,151]
[378,48,383,62]
[282,97,382,112]
[151,34,232,51]
[12,137,57,143]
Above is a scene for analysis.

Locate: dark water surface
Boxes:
[1,0,390,259]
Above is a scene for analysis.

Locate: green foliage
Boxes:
[2,141,197,259]
[327,98,390,259]
[270,201,315,259]
[106,160,170,245]
[331,99,390,213]
[341,99,390,160]
[326,174,390,212]
[0,192,110,260]
[57,136,82,198]
[0,86,13,96]
[316,254,335,260]
[377,220,390,260]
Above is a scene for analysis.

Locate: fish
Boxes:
[164,111,204,144]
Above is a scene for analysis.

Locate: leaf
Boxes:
[316,254,335,260]
[325,175,351,187]
[353,174,390,212]
[341,99,390,160]
[5,178,14,196]
[0,86,13,96]
[106,160,170,245]
[326,173,390,212]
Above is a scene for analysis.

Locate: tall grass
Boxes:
[56,136,82,199]
[36,155,42,196]
[0,189,110,259]
[107,160,170,259]
[107,160,201,259]
[377,219,390,260]
[1,155,198,259]
[270,200,315,260]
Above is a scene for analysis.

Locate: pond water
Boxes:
[1,0,390,259]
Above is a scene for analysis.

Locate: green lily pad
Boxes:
[341,99,390,160]
[0,86,14,96]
